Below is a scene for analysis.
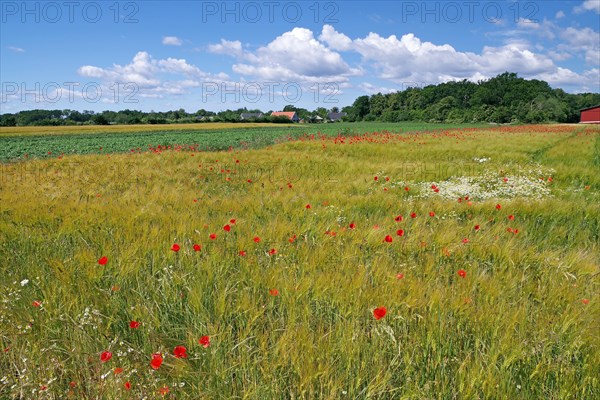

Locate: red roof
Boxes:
[271,111,297,119]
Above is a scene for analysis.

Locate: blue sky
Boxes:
[1,0,599,113]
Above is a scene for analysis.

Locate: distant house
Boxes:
[313,115,324,123]
[271,111,299,122]
[580,105,600,124]
[240,112,263,121]
[327,112,347,122]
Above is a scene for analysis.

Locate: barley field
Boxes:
[0,124,598,399]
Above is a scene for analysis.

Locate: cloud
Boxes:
[559,26,600,65]
[78,51,161,87]
[8,46,25,53]
[207,39,243,57]
[501,18,557,40]
[77,51,229,100]
[358,82,398,95]
[516,18,540,29]
[322,24,598,92]
[555,10,565,19]
[210,27,359,84]
[574,0,600,14]
[162,36,183,46]
[319,25,353,51]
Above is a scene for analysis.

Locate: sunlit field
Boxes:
[0,122,288,136]
[1,124,599,399]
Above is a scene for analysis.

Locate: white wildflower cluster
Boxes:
[404,165,554,201]
[76,307,103,330]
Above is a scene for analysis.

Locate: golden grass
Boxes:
[0,124,598,399]
[0,122,293,136]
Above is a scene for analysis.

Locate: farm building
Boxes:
[579,105,600,124]
[327,112,347,122]
[271,111,299,122]
[240,112,263,121]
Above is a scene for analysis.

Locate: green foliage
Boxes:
[342,72,599,124]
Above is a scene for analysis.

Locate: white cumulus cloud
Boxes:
[162,36,183,46]
[574,0,600,14]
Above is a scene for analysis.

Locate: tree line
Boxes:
[341,72,599,123]
[1,72,598,127]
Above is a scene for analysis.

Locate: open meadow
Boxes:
[0,123,599,399]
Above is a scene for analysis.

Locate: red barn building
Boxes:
[580,105,600,124]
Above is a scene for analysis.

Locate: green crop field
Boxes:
[0,122,484,162]
[0,123,599,399]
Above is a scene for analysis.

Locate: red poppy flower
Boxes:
[410,212,417,218]
[394,215,403,222]
[384,235,393,243]
[229,219,236,224]
[503,177,508,182]
[429,212,435,217]
[223,224,231,232]
[269,288,279,296]
[396,273,404,280]
[268,248,277,255]
[305,204,311,209]
[173,346,187,358]
[474,225,480,231]
[124,381,131,390]
[193,244,201,252]
[239,250,247,256]
[582,299,590,305]
[159,386,169,395]
[396,229,404,237]
[69,381,77,388]
[98,256,108,265]
[288,235,297,243]
[199,335,210,348]
[373,306,387,320]
[129,320,140,329]
[114,367,123,375]
[404,186,410,191]
[349,223,356,229]
[495,204,502,210]
[508,215,515,221]
[171,244,180,252]
[209,233,217,240]
[374,176,378,181]
[462,238,469,244]
[457,269,467,278]
[32,300,41,307]
[100,351,112,362]
[150,353,163,370]
[253,236,261,243]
